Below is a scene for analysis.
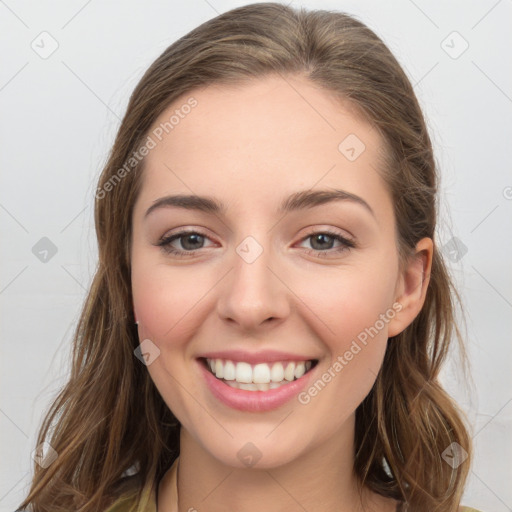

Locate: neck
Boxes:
[157,416,396,512]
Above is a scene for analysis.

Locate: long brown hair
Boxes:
[18,3,472,511]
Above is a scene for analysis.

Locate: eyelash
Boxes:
[157,229,356,258]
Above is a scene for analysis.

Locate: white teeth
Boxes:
[223,360,236,381]
[225,380,290,391]
[253,363,270,384]
[238,382,259,391]
[270,362,284,382]
[215,359,224,379]
[205,358,315,386]
[283,362,295,381]
[294,362,306,379]
[235,362,252,383]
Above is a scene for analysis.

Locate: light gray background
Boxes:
[1,1,511,511]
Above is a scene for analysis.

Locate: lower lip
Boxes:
[197,359,316,412]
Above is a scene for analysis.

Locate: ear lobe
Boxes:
[387,237,433,338]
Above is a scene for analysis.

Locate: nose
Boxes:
[216,241,291,331]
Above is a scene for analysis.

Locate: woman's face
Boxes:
[131,75,412,469]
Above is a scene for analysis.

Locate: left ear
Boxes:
[388,237,433,338]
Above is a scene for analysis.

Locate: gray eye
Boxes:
[308,233,336,250]
[178,233,205,250]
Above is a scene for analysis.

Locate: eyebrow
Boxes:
[144,188,375,219]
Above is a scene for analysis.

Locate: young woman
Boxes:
[17,3,482,512]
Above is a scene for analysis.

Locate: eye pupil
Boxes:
[311,234,334,250]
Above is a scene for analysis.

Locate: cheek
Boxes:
[131,252,221,358]
[133,265,194,343]
[292,256,397,406]
[293,269,394,426]
[297,261,397,346]
[131,261,205,415]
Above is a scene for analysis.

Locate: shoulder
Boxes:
[460,507,485,512]
[14,478,153,512]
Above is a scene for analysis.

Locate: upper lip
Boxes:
[198,350,318,365]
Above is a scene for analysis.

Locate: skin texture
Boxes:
[131,75,433,512]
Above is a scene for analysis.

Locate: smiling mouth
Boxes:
[199,357,319,391]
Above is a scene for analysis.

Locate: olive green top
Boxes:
[105,458,482,512]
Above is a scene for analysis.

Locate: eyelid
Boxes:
[155,222,359,257]
[159,226,216,242]
[293,227,356,257]
[297,226,355,244]
[157,228,217,250]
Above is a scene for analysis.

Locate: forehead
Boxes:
[138,74,391,218]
